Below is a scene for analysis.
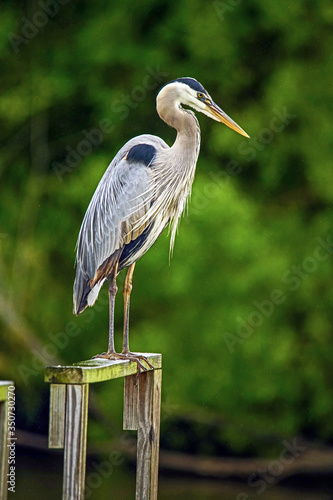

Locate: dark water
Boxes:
[12,448,333,499]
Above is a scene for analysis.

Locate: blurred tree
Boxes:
[0,0,333,454]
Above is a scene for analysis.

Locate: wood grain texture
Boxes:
[123,374,138,430]
[63,384,89,500]
[49,384,66,449]
[149,369,162,497]
[0,381,13,500]
[0,381,13,402]
[136,369,162,500]
[45,356,162,498]
[0,400,9,500]
[45,353,162,384]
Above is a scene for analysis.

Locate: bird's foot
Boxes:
[92,351,154,373]
[122,351,155,370]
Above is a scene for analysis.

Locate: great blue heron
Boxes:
[73,77,249,370]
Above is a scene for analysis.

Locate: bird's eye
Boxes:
[197,92,204,99]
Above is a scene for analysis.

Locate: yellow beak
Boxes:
[206,102,250,138]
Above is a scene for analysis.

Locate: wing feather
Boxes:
[73,135,168,314]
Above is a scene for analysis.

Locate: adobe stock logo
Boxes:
[213,0,243,21]
[237,438,306,499]
[8,0,71,53]
[52,66,169,181]
[224,233,333,353]
[238,108,296,162]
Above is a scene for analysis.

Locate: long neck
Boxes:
[157,96,201,168]
[153,91,201,253]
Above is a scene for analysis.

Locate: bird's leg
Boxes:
[120,263,154,373]
[107,268,118,354]
[93,263,153,373]
[122,262,135,354]
[92,265,119,360]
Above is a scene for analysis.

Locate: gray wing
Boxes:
[73,134,168,314]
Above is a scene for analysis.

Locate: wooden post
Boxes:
[123,374,139,431]
[123,369,162,499]
[45,353,162,500]
[136,369,162,500]
[0,381,14,500]
[49,384,66,448]
[63,384,89,500]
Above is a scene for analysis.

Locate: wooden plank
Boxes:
[149,369,162,498]
[45,356,162,498]
[0,381,13,500]
[0,381,13,402]
[45,353,162,385]
[49,384,66,449]
[123,374,138,430]
[63,384,89,500]
[136,371,153,499]
[135,369,162,500]
[0,400,9,500]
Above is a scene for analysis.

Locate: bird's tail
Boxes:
[73,269,90,315]
[73,269,106,315]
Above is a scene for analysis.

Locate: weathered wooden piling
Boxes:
[0,381,14,500]
[45,354,162,500]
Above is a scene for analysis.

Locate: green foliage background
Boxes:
[1,0,333,455]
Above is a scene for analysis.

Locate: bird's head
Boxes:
[157,77,249,138]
